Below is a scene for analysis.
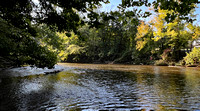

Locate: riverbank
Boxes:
[60,61,200,68]
[58,63,200,75]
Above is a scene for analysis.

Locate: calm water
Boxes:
[0,63,200,111]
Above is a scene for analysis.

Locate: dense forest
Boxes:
[0,0,200,68]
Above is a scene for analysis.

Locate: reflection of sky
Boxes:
[20,82,43,94]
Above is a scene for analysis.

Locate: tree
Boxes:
[186,23,200,49]
[1,0,199,67]
[135,21,153,51]
[151,9,193,61]
[0,0,109,68]
[0,18,58,68]
[184,47,200,66]
[57,31,86,62]
[57,8,140,64]
[134,21,158,64]
[135,8,196,62]
[0,0,110,32]
[121,0,199,22]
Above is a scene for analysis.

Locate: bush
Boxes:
[184,47,200,66]
[175,60,185,66]
[154,59,168,66]
[169,62,175,66]
[180,60,186,66]
[161,48,172,62]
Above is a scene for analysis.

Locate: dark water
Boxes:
[1,63,200,111]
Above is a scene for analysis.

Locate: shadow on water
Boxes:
[1,63,200,110]
[0,74,59,110]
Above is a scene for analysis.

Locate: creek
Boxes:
[0,63,200,110]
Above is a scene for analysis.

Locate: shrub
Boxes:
[161,48,172,62]
[154,59,168,66]
[175,60,185,66]
[169,62,175,66]
[180,60,186,66]
[184,47,200,66]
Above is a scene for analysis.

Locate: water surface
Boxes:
[0,63,200,110]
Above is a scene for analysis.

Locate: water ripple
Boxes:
[1,64,200,110]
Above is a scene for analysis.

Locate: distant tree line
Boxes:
[58,7,200,66]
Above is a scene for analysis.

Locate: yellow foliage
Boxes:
[167,30,178,38]
[187,23,194,30]
[136,8,196,52]
[192,27,200,40]
[152,36,160,41]
[150,9,179,41]
[136,41,147,51]
[135,21,151,50]
[56,31,85,61]
[186,23,200,40]
[58,50,66,61]
[136,21,150,40]
[180,30,188,36]
[150,10,166,40]
[167,22,178,30]
[56,32,70,45]
[151,17,164,31]
[158,9,168,19]
[67,44,85,55]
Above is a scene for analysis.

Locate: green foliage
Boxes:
[35,24,63,51]
[121,0,199,22]
[184,47,200,66]
[0,0,109,32]
[0,0,108,68]
[56,32,86,62]
[175,60,185,66]
[169,62,175,66]
[0,18,58,68]
[29,46,58,68]
[65,44,85,62]
[56,9,141,64]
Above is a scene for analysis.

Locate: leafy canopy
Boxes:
[0,0,199,68]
